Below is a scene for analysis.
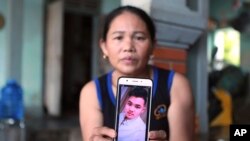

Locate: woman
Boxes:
[79,5,195,141]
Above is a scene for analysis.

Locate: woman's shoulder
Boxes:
[80,71,111,96]
[170,70,193,104]
[172,72,189,86]
[80,79,101,110]
[80,80,96,96]
[151,65,191,96]
[81,72,110,92]
[151,65,174,73]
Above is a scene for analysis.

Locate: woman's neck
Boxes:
[111,65,152,89]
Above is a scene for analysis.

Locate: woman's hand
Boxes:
[149,130,168,141]
[90,126,116,141]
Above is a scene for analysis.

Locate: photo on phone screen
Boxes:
[115,77,152,141]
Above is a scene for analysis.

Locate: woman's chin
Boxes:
[118,67,139,76]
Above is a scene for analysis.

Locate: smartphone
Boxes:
[114,77,153,141]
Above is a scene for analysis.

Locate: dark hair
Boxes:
[102,5,156,41]
[128,87,148,105]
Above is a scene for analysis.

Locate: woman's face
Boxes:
[123,96,145,119]
[100,11,153,75]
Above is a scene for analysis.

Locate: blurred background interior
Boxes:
[1,0,250,141]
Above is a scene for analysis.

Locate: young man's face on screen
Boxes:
[123,96,146,119]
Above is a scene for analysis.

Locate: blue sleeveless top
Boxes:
[94,67,174,139]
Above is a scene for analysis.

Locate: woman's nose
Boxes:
[123,37,135,52]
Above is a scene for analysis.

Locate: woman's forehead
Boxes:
[108,11,148,33]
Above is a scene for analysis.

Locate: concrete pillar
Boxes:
[44,0,64,117]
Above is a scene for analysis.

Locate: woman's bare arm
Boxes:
[79,81,115,141]
[168,73,195,141]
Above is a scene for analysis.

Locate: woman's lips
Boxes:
[121,57,137,64]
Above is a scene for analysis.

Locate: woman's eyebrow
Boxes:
[111,31,146,35]
[134,31,145,34]
[111,31,124,35]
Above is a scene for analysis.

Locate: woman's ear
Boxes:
[99,39,108,57]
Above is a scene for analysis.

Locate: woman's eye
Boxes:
[135,36,145,41]
[114,36,123,40]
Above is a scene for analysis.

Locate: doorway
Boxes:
[61,11,92,116]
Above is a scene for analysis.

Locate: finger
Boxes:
[93,126,116,138]
[149,130,167,140]
[91,135,113,141]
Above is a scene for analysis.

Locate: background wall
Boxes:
[22,0,44,117]
[0,0,44,118]
[241,33,250,72]
[0,0,8,87]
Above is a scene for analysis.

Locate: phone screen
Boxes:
[115,77,152,141]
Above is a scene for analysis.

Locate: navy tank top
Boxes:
[94,67,174,139]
